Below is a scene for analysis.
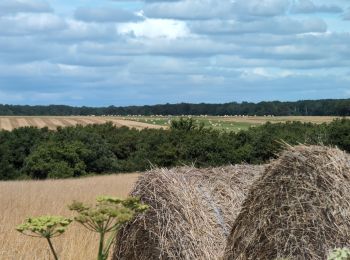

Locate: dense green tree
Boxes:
[0,118,350,180]
[22,141,87,179]
[326,118,350,151]
[0,99,349,116]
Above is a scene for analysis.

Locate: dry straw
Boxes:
[224,145,350,260]
[113,165,264,260]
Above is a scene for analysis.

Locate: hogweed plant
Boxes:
[16,216,72,260]
[69,196,149,260]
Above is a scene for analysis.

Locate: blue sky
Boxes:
[0,0,350,106]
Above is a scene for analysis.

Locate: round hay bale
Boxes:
[224,145,350,260]
[113,165,264,260]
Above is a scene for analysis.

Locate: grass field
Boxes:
[0,116,164,131]
[0,174,138,260]
[126,115,344,132]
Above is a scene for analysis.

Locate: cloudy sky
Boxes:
[0,0,350,106]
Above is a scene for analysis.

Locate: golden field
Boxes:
[0,174,138,260]
[0,116,164,131]
[0,116,345,132]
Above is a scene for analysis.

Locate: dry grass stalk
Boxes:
[113,165,265,260]
[0,174,138,260]
[224,145,350,260]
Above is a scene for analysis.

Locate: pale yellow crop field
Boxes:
[0,116,165,131]
[0,174,138,260]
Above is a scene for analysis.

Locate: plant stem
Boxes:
[98,232,105,260]
[46,237,59,260]
[103,231,117,258]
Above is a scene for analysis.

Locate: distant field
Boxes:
[0,173,138,260]
[0,116,165,131]
[126,115,344,132]
[0,116,345,132]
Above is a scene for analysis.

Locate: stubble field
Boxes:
[0,174,138,260]
[0,116,344,132]
[0,116,164,131]
[127,115,344,132]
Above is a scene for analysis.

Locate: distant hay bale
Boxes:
[113,165,264,260]
[224,145,350,260]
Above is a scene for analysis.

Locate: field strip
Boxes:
[37,118,57,130]
[220,116,341,124]
[17,118,31,128]
[10,118,20,129]
[60,118,78,127]
[76,118,97,125]
[88,117,108,124]
[47,118,66,128]
[113,119,165,129]
[106,119,123,127]
[32,118,51,129]
[23,118,36,128]
[1,118,13,131]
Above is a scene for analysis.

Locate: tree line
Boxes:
[0,99,349,116]
[0,118,349,180]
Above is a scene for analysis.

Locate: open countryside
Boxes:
[0,115,346,132]
[2,0,350,258]
[0,116,164,131]
[127,115,347,132]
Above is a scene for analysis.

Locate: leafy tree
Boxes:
[22,141,87,179]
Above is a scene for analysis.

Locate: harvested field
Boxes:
[113,165,265,260]
[0,116,165,131]
[127,115,345,132]
[0,173,139,260]
[224,145,350,260]
[220,115,343,124]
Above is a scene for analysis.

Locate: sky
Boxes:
[0,0,350,106]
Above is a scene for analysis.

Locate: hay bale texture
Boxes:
[113,165,264,260]
[224,145,350,260]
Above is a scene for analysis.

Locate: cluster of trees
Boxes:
[0,99,349,116]
[0,118,349,180]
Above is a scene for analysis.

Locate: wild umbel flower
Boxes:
[16,216,72,260]
[69,196,148,260]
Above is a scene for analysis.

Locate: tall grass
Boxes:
[0,174,138,260]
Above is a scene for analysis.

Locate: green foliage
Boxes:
[327,118,350,151]
[328,248,350,260]
[1,118,350,180]
[69,196,148,260]
[16,215,72,238]
[16,216,72,260]
[170,117,204,132]
[22,141,87,179]
[0,99,349,116]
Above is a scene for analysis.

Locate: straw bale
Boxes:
[113,165,264,260]
[224,145,350,260]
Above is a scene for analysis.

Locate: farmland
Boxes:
[0,116,164,131]
[126,115,344,132]
[0,174,138,260]
[0,115,345,132]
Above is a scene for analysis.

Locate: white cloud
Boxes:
[0,0,349,105]
[0,13,66,35]
[118,18,190,39]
